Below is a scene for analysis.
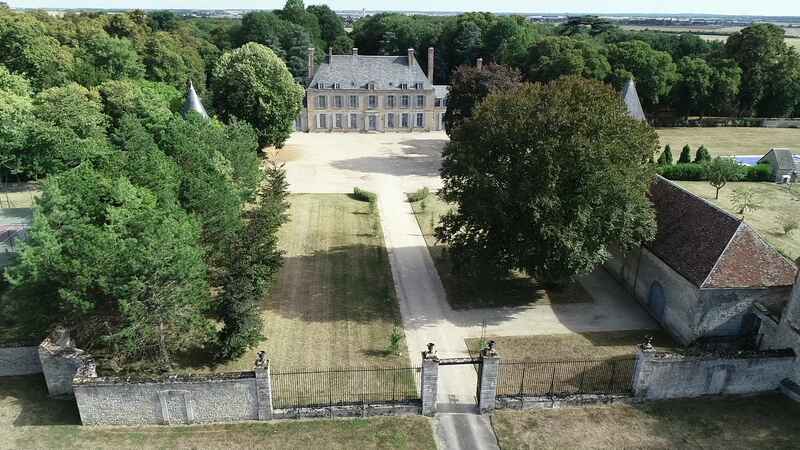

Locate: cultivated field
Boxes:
[493,394,800,449]
[191,194,408,372]
[676,181,800,260]
[657,127,800,156]
[465,330,676,361]
[409,193,592,309]
[0,375,435,450]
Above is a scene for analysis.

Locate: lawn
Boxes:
[676,181,800,260]
[493,394,800,449]
[0,183,39,209]
[0,375,436,450]
[465,330,677,361]
[408,193,592,309]
[188,194,409,373]
[657,127,800,157]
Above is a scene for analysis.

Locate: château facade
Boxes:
[296,47,449,132]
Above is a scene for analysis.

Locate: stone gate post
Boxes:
[477,340,500,414]
[254,351,274,420]
[420,343,439,416]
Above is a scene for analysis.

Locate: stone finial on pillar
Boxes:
[254,351,273,420]
[477,341,499,414]
[639,336,655,352]
[476,58,483,71]
[421,344,439,416]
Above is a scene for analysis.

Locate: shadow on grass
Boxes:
[330,139,444,178]
[0,375,80,427]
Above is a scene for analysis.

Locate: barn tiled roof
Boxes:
[309,55,433,91]
[759,148,800,173]
[621,79,646,121]
[645,177,796,288]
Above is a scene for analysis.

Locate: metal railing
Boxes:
[496,358,637,398]
[271,366,421,409]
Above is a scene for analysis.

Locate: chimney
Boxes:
[352,47,358,63]
[328,47,333,62]
[408,48,416,66]
[476,58,483,71]
[307,47,315,83]
[427,47,434,82]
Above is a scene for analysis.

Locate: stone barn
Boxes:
[758,148,799,183]
[606,176,797,344]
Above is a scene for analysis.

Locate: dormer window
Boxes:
[400,83,408,90]
[334,83,341,89]
[415,82,423,90]
[368,82,376,90]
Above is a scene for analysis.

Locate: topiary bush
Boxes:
[352,187,377,203]
[657,145,673,165]
[694,145,712,163]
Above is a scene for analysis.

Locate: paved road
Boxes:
[280,131,658,450]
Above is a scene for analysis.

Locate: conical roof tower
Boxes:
[181,80,209,119]
[621,78,646,121]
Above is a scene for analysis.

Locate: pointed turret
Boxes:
[621,78,646,122]
[182,80,209,119]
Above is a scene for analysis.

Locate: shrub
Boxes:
[743,162,773,181]
[678,145,692,164]
[779,214,799,235]
[694,145,711,163]
[657,145,673,165]
[408,187,431,202]
[658,163,706,180]
[352,187,377,203]
[386,325,404,356]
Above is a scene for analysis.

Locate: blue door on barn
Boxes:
[648,282,666,323]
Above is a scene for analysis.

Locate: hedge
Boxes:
[352,187,377,203]
[657,161,773,182]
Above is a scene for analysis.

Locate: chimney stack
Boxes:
[328,47,333,62]
[352,47,358,63]
[408,48,416,66]
[427,47,434,82]
[476,58,483,71]
[307,47,316,83]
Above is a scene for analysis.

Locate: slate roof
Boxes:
[759,148,800,173]
[181,81,208,119]
[621,79,646,121]
[309,55,433,91]
[434,85,450,99]
[645,176,796,289]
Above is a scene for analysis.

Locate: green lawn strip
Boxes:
[180,194,410,374]
[465,330,677,361]
[656,127,800,157]
[676,181,800,260]
[408,193,591,309]
[493,394,800,450]
[1,375,435,450]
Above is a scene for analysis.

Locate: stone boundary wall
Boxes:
[495,394,633,410]
[632,349,796,401]
[73,371,261,425]
[0,344,42,376]
[273,402,420,419]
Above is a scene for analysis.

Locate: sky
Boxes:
[7,0,800,17]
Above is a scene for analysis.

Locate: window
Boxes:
[318,113,328,129]
[368,82,376,90]
[416,113,425,128]
[349,113,358,129]
[387,113,395,129]
[401,95,410,109]
[368,95,378,109]
[435,98,442,108]
[401,113,409,128]
[416,95,425,108]
[335,114,343,129]
[348,95,359,108]
[415,82,423,90]
[400,83,408,90]
[334,82,341,89]
[334,95,343,108]
[387,95,396,108]
[316,95,328,109]
[368,115,377,130]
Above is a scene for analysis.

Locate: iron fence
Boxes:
[271,366,421,409]
[497,358,637,398]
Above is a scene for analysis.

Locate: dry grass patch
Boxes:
[409,193,591,309]
[657,127,800,157]
[0,183,39,208]
[493,394,800,449]
[676,181,800,259]
[190,194,408,373]
[465,330,676,361]
[0,376,435,450]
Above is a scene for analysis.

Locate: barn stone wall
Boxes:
[0,344,41,376]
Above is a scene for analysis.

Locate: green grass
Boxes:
[676,181,800,260]
[657,127,800,157]
[465,330,677,361]
[408,193,592,309]
[493,394,800,449]
[0,375,436,450]
[183,194,409,373]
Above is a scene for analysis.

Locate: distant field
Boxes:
[676,181,800,260]
[656,127,800,157]
[620,25,800,48]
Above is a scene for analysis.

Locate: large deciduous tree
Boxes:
[443,63,522,135]
[607,40,677,109]
[524,36,610,83]
[212,42,304,148]
[438,77,658,285]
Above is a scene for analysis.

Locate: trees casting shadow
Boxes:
[0,375,80,427]
[329,139,445,178]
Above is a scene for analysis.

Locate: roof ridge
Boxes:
[655,176,744,224]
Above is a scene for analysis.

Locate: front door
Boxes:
[368,115,377,130]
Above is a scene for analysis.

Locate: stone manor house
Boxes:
[296,47,449,132]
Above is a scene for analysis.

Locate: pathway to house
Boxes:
[279,132,658,450]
